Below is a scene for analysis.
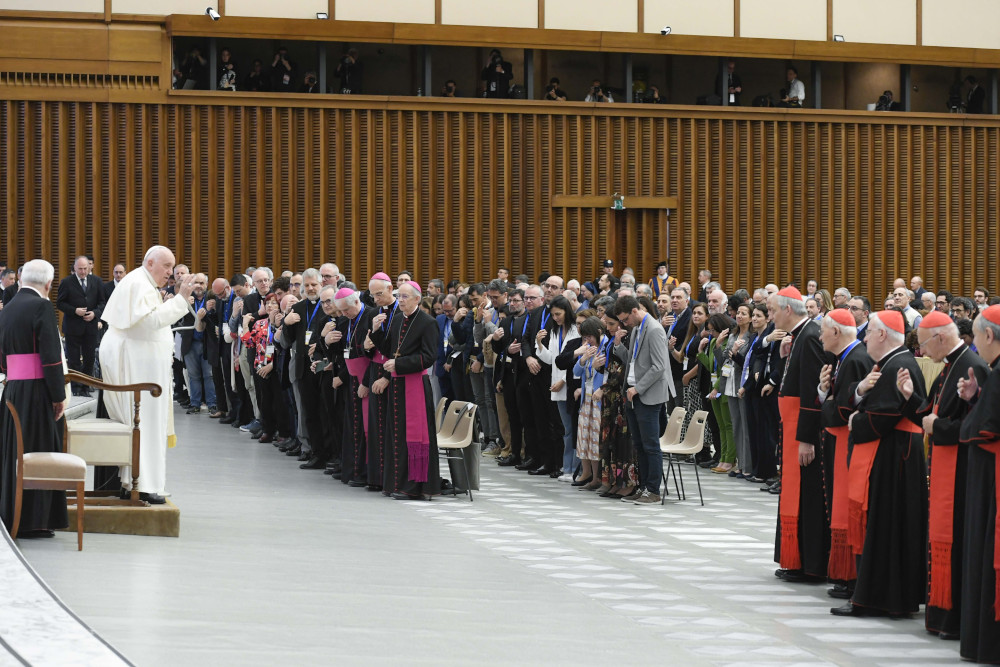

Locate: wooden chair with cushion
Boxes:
[62,370,161,506]
[6,400,87,550]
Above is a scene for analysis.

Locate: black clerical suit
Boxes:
[282,298,332,465]
[664,307,692,414]
[0,287,68,533]
[902,343,988,636]
[524,304,565,474]
[492,313,525,464]
[56,273,105,389]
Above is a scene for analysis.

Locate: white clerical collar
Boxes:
[20,285,44,298]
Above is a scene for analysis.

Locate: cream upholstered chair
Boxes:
[6,400,86,550]
[62,371,161,505]
[661,409,709,506]
[437,404,478,501]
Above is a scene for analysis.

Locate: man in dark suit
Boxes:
[966,76,986,114]
[663,286,692,415]
[849,296,870,345]
[103,264,126,302]
[434,296,456,401]
[179,273,216,414]
[56,255,105,396]
[2,267,20,306]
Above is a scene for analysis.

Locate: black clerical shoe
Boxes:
[830,602,863,617]
[548,469,563,478]
[259,433,274,444]
[220,415,236,425]
[139,492,167,505]
[300,457,324,470]
[496,456,520,467]
[19,529,56,538]
[323,468,337,475]
[939,632,960,640]
[285,446,302,457]
[515,458,538,471]
[776,569,824,584]
[366,485,383,492]
[391,492,428,501]
[528,466,553,475]
[297,452,312,462]
[828,583,853,599]
[348,479,367,487]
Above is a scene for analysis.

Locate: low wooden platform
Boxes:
[63,499,180,538]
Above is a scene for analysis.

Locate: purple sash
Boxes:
[391,368,430,482]
[345,356,371,436]
[6,353,43,380]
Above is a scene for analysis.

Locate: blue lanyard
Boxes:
[521,314,529,339]
[383,301,399,331]
[589,335,608,376]
[347,304,366,346]
[558,327,564,350]
[268,324,274,344]
[685,329,698,356]
[834,340,861,382]
[491,309,499,326]
[194,297,205,312]
[305,300,323,329]
[605,336,615,361]
[224,292,235,321]
[741,333,760,386]
[632,315,648,360]
[539,307,551,331]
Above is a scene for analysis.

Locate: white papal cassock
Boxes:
[99,267,190,494]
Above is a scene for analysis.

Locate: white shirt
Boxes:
[536,325,580,401]
[788,78,805,104]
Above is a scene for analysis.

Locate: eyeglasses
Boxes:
[320,298,334,306]
[936,301,947,306]
[321,274,337,280]
[918,333,939,350]
[617,316,629,324]
[848,305,864,312]
[524,295,541,301]
[371,290,388,298]
[508,298,523,304]
[543,283,560,290]
[290,282,302,288]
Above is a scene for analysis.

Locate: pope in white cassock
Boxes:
[99,246,196,504]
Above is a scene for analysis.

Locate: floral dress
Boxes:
[574,339,605,461]
[599,341,637,487]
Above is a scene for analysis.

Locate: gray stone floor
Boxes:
[18,411,960,666]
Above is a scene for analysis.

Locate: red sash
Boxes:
[778,396,802,570]
[848,418,923,556]
[391,368,430,482]
[825,425,856,581]
[345,357,371,436]
[978,440,1000,621]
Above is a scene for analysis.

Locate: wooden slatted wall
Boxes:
[1,98,998,299]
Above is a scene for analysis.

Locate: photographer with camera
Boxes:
[270,46,297,93]
[481,49,513,99]
[874,90,899,112]
[585,79,613,103]
[334,48,363,95]
[644,85,666,104]
[544,77,567,102]
[778,66,804,108]
[300,71,319,94]
[440,80,459,97]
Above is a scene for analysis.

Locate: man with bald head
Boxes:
[57,255,106,395]
[369,281,441,499]
[201,277,236,420]
[104,263,127,301]
[235,267,273,433]
[100,246,196,503]
[320,263,339,289]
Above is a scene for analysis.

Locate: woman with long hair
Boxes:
[536,295,580,479]
[594,310,637,498]
[740,304,779,483]
[671,303,713,454]
[699,313,736,473]
[724,303,755,478]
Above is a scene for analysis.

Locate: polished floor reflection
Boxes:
[19,412,958,666]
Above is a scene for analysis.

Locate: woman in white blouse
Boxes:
[535,296,580,481]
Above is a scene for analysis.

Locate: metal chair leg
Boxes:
[669,455,682,499]
[676,457,687,500]
[692,456,704,506]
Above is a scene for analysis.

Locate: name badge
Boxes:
[683,358,689,371]
[443,340,450,350]
[506,357,513,364]
[721,363,734,378]
[223,323,231,338]
[304,331,312,344]
[344,350,350,359]
[265,344,275,356]
[450,351,462,360]
[711,373,719,384]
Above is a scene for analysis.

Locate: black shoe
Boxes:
[299,457,324,470]
[391,491,428,501]
[515,458,538,471]
[698,459,719,469]
[250,427,264,437]
[19,529,56,538]
[285,446,302,457]
[548,469,563,478]
[828,583,853,599]
[250,431,263,440]
[323,468,337,475]
[219,416,236,425]
[348,479,367,487]
[366,485,383,492]
[768,482,782,495]
[830,602,859,617]
[179,402,191,410]
[571,477,594,487]
[297,452,312,462]
[497,456,521,467]
[939,632,960,640]
[330,472,342,480]
[528,466,553,476]
[139,492,167,505]
[776,569,825,584]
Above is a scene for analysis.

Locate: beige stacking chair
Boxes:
[436,400,470,440]
[661,409,709,506]
[6,401,86,550]
[434,397,448,430]
[658,406,686,498]
[62,371,161,505]
[437,404,478,501]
